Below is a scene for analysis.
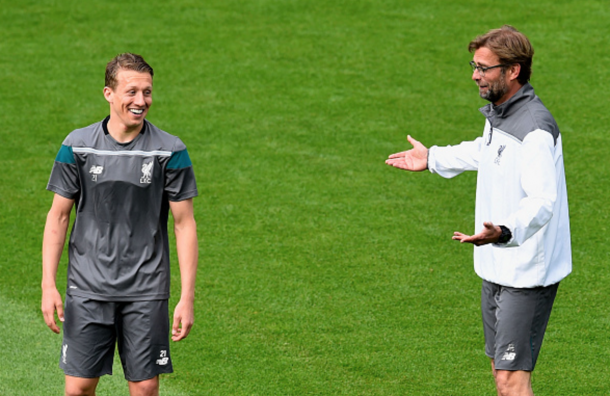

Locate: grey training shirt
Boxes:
[47,117,198,301]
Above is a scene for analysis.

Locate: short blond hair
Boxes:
[105,53,154,90]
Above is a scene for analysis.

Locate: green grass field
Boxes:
[1,0,609,394]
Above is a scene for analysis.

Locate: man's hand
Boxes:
[41,287,64,334]
[385,135,429,172]
[172,298,194,342]
[453,222,502,246]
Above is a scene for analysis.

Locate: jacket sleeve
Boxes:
[428,136,483,178]
[500,130,557,247]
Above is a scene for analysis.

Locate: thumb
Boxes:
[172,313,181,335]
[56,299,65,322]
[483,221,496,230]
[407,135,419,147]
[57,306,65,322]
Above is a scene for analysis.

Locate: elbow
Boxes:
[174,217,197,235]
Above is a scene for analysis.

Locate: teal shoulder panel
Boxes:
[55,145,75,164]
[167,149,193,169]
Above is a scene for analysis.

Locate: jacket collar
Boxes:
[479,82,535,119]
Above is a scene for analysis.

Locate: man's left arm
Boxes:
[169,198,198,341]
[454,130,558,246]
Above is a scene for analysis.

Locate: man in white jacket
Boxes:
[386,26,571,396]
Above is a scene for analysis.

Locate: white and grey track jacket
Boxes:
[427,83,571,288]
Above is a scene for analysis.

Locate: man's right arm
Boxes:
[41,193,74,334]
[427,137,483,178]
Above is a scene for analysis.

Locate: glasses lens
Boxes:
[469,61,481,75]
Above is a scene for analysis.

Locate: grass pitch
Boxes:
[1,0,609,394]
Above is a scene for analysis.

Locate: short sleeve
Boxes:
[165,141,198,201]
[47,144,80,199]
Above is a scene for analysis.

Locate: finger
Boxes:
[171,328,181,342]
[453,232,478,244]
[172,326,187,342]
[174,324,192,341]
[386,162,406,169]
[43,312,60,334]
[388,151,407,159]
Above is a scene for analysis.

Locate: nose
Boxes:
[472,68,481,81]
[134,91,146,106]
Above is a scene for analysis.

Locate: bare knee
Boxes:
[64,376,99,396]
[494,370,533,396]
[128,376,159,396]
[65,387,95,396]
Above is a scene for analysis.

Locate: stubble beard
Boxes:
[479,68,509,104]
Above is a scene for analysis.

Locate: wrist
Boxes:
[497,225,512,244]
[41,278,57,290]
[180,291,195,303]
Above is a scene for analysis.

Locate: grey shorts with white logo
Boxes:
[60,295,173,381]
[481,280,559,371]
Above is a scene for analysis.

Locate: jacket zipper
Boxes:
[487,123,494,145]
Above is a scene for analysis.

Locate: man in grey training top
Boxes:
[42,53,198,396]
[386,26,571,396]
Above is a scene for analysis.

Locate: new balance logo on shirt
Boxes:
[89,165,104,181]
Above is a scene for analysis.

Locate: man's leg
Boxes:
[482,281,559,396]
[490,359,533,396]
[117,301,172,392]
[61,296,116,396]
[64,375,99,396]
[128,376,159,396]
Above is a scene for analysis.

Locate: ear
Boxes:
[507,64,521,82]
[103,86,113,104]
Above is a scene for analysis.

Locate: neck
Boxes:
[106,116,144,143]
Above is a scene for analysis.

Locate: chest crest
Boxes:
[494,145,506,165]
[140,161,154,184]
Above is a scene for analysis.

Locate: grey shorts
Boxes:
[481,280,559,372]
[60,294,173,381]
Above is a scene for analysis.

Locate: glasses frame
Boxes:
[469,61,508,77]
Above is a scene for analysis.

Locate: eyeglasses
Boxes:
[469,61,507,77]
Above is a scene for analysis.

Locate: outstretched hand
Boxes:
[385,135,429,172]
[453,222,502,246]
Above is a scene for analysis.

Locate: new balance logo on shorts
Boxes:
[156,350,169,366]
[501,343,516,361]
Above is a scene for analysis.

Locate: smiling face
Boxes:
[103,69,153,135]
[472,47,521,106]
